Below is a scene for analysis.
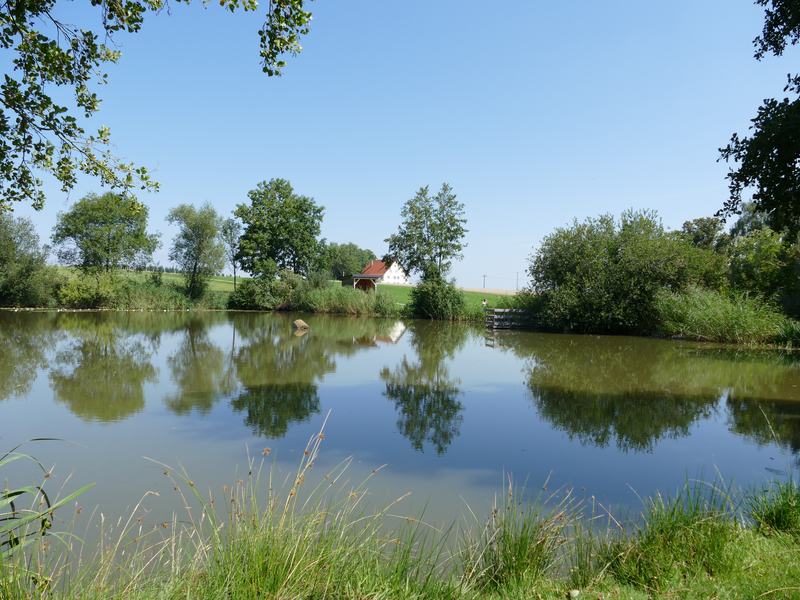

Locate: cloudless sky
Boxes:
[12,0,800,290]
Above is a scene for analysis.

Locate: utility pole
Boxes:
[483,275,486,288]
[516,272,518,291]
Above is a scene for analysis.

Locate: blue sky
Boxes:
[14,0,800,290]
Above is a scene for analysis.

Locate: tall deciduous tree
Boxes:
[0,212,58,306]
[52,192,161,274]
[383,183,468,280]
[718,0,800,236]
[326,242,376,279]
[679,217,730,253]
[234,178,325,277]
[0,0,314,211]
[166,202,225,298]
[221,218,243,290]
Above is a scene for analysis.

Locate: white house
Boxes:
[341,260,410,291]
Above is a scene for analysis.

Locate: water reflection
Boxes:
[0,312,62,401]
[528,388,718,452]
[380,322,473,454]
[230,383,320,438]
[484,331,800,455]
[48,313,160,423]
[230,314,337,387]
[5,311,800,464]
[727,399,800,468]
[227,314,406,438]
[164,315,238,416]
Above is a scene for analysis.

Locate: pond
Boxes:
[2,310,800,529]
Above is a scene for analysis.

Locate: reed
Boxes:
[654,285,786,344]
[289,285,401,316]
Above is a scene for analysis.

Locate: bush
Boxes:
[273,269,303,302]
[407,272,468,320]
[0,263,62,307]
[57,273,120,308]
[228,279,278,311]
[302,269,331,290]
[0,213,62,307]
[728,227,800,318]
[528,209,725,334]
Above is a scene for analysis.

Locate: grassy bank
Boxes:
[9,268,800,345]
[4,432,800,599]
[654,285,800,347]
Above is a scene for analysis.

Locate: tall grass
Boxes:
[458,475,569,590]
[654,285,787,344]
[744,478,800,536]
[290,285,402,316]
[599,479,742,590]
[5,433,800,599]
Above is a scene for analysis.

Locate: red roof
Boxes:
[360,260,389,276]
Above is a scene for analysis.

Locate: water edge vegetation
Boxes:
[3,430,800,600]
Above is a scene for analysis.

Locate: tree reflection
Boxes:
[726,398,800,468]
[49,326,157,423]
[230,383,320,438]
[380,321,473,454]
[227,313,405,437]
[507,334,723,452]
[0,312,62,401]
[163,316,237,416]
[231,315,336,388]
[527,386,718,453]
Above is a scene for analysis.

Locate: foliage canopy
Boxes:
[324,242,376,280]
[528,209,719,334]
[166,202,225,299]
[718,0,800,236]
[0,212,60,306]
[234,178,325,277]
[383,183,467,279]
[51,192,160,274]
[0,0,313,211]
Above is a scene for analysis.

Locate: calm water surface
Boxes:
[2,311,800,527]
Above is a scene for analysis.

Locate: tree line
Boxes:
[0,178,470,314]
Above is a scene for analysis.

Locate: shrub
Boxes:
[0,263,62,307]
[407,272,468,320]
[57,273,120,308]
[728,227,800,318]
[228,279,278,311]
[528,209,723,334]
[273,269,303,301]
[302,269,331,290]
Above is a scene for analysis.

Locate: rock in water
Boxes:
[292,319,309,330]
